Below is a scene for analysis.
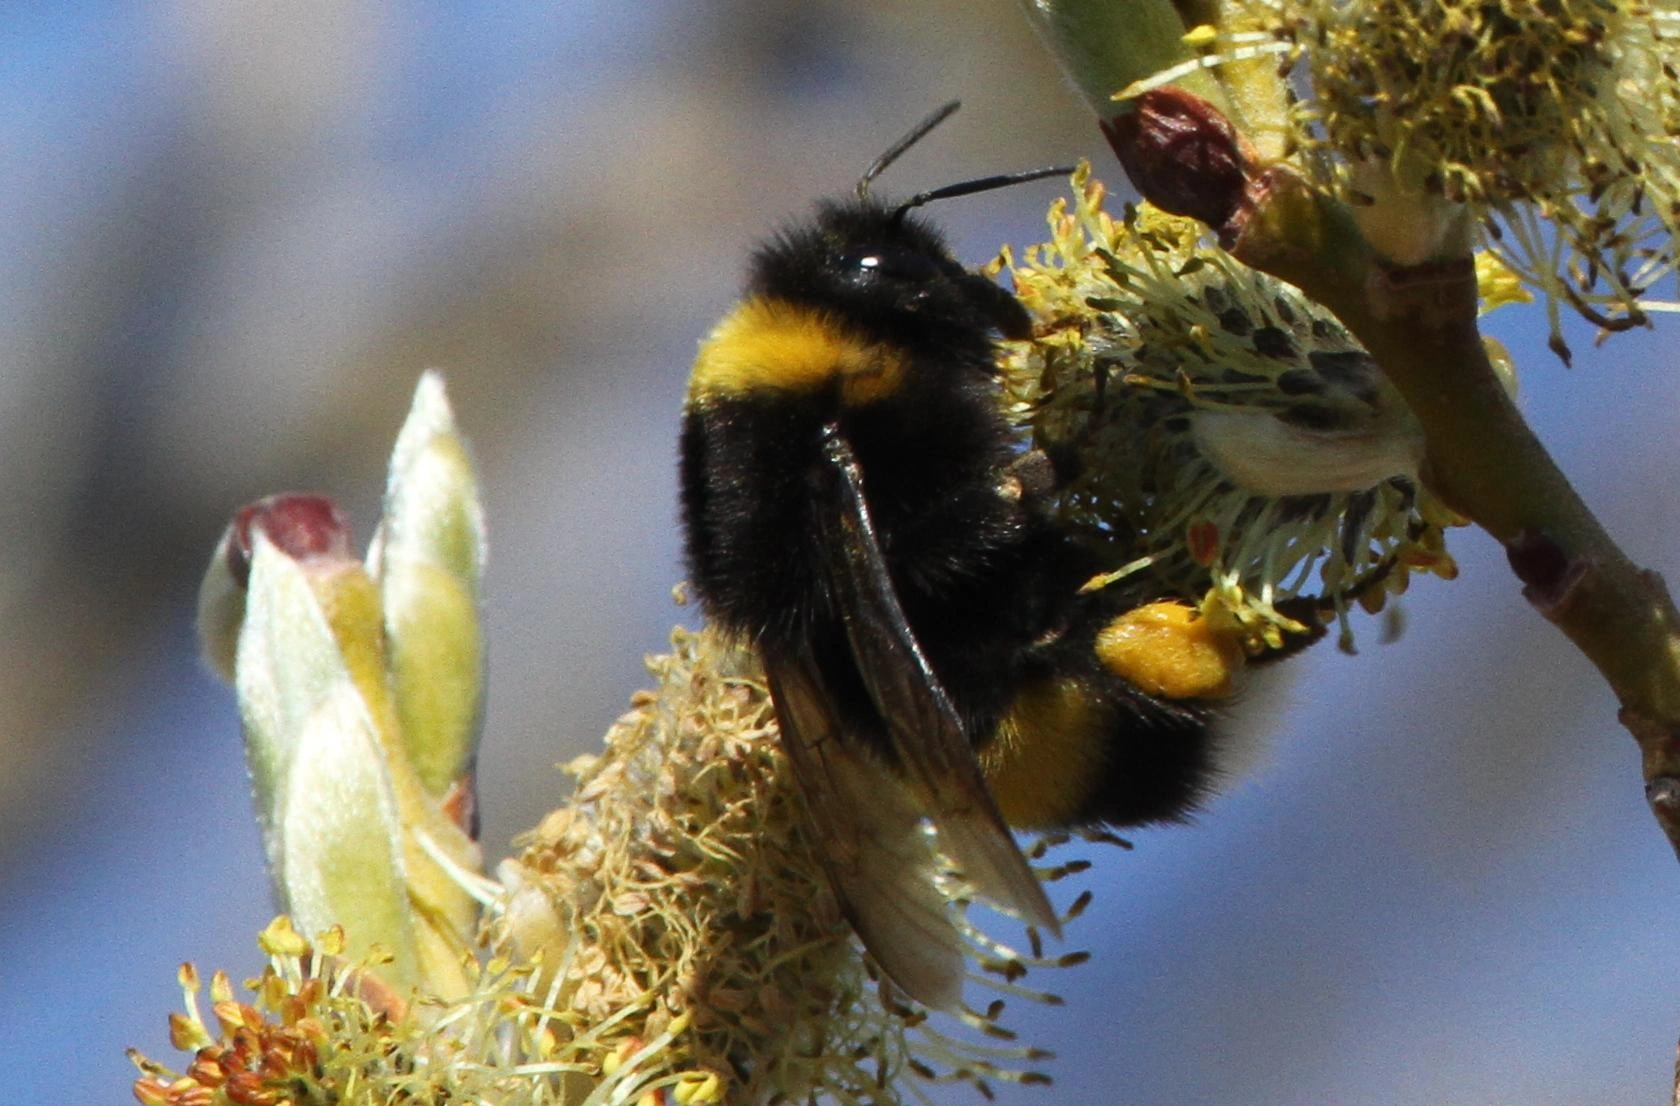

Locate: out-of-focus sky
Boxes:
[4,5,1678,1104]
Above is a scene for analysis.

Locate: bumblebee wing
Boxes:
[763,646,966,1008]
[814,427,1059,936]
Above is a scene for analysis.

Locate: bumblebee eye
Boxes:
[843,246,944,285]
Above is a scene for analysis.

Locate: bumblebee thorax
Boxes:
[688,297,907,407]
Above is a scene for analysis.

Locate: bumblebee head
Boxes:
[747,200,1034,356]
[747,102,1071,358]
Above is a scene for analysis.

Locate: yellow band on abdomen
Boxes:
[982,677,1110,829]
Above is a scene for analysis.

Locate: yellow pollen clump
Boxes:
[1094,602,1247,700]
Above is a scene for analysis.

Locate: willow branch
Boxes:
[1109,92,1680,857]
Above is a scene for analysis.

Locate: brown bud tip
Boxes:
[226,493,353,588]
[440,771,481,841]
[1504,528,1577,609]
[1100,87,1254,229]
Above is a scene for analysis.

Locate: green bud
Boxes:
[196,494,353,684]
[1020,0,1293,166]
[235,532,424,989]
[1019,0,1223,116]
[226,470,484,999]
[370,370,488,806]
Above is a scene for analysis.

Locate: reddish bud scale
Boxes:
[1100,87,1255,231]
[226,493,354,588]
[442,772,480,838]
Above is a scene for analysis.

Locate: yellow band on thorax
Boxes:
[688,296,905,407]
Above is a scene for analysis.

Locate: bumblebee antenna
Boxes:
[857,100,962,201]
[890,164,1076,223]
[854,100,1075,220]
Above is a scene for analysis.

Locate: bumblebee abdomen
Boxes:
[980,601,1226,830]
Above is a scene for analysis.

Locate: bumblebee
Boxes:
[679,103,1235,1009]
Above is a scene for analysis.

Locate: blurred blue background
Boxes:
[4,4,1677,1103]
